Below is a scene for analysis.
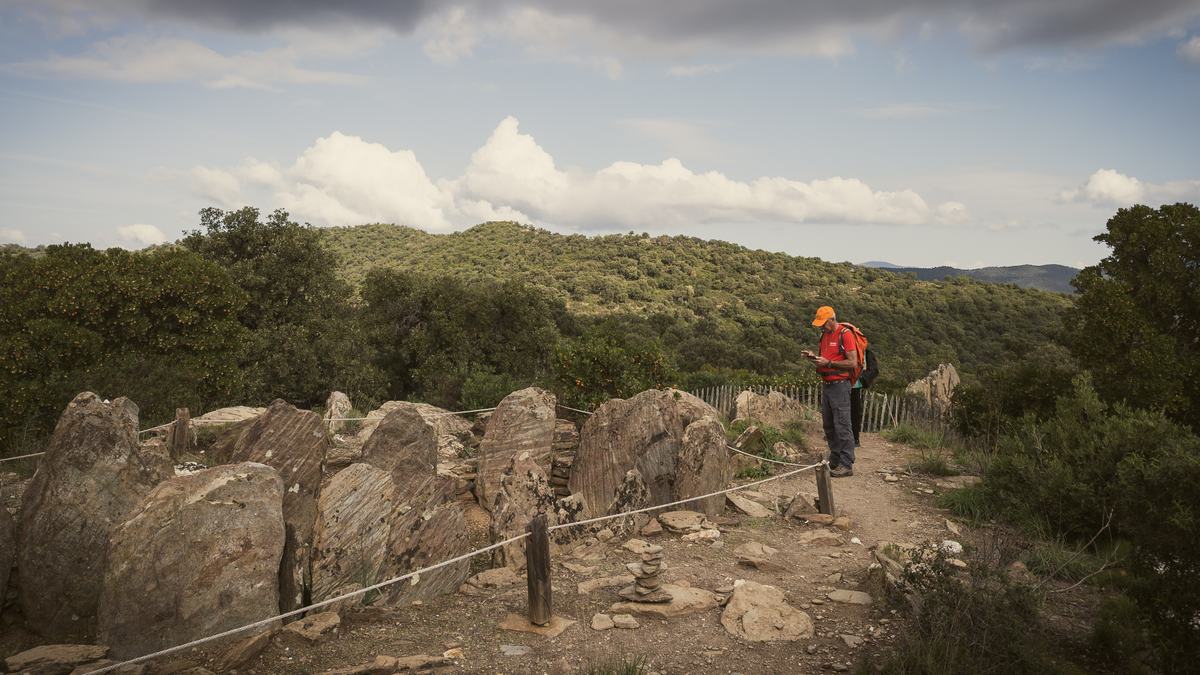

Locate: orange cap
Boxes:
[812,305,835,326]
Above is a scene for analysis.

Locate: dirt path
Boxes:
[178,433,964,675]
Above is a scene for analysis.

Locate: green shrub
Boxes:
[583,655,648,675]
[869,546,1066,675]
[1090,595,1156,675]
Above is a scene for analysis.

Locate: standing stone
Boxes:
[674,417,733,517]
[361,405,438,477]
[355,401,472,446]
[476,388,556,512]
[98,463,285,659]
[489,451,558,568]
[311,463,397,604]
[17,392,171,641]
[733,390,813,430]
[569,389,719,518]
[208,399,328,612]
[353,409,473,605]
[905,363,961,415]
[0,505,12,608]
[324,391,353,434]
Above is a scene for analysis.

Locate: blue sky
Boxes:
[2,1,1199,267]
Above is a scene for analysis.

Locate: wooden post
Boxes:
[525,512,552,626]
[816,462,836,515]
[168,407,190,457]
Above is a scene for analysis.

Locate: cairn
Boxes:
[619,544,670,603]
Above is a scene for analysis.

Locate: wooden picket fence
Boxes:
[688,383,946,433]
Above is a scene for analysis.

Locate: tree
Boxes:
[182,207,385,407]
[1066,203,1200,430]
[0,244,246,442]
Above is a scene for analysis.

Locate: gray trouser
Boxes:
[820,380,855,468]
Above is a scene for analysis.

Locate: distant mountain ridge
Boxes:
[863,261,1078,294]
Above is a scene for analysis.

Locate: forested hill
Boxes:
[322,221,1073,386]
[865,262,1078,294]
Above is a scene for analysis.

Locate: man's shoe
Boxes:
[830,466,854,478]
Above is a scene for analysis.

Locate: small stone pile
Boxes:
[548,419,578,497]
[620,544,670,603]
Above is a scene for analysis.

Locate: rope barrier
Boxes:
[0,451,45,464]
[84,532,530,674]
[556,404,594,416]
[726,444,820,468]
[548,459,825,532]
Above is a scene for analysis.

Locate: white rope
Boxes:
[0,451,45,463]
[84,532,530,674]
[548,459,825,532]
[556,404,594,416]
[726,444,820,467]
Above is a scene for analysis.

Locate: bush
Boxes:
[869,546,1066,675]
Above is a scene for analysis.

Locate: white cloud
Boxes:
[191,116,968,232]
[190,165,243,207]
[1061,168,1200,207]
[421,6,481,64]
[6,35,368,90]
[1180,35,1200,63]
[116,223,167,246]
[0,228,27,243]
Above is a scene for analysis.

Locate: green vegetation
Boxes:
[582,655,648,675]
[322,221,1072,391]
[938,205,1200,673]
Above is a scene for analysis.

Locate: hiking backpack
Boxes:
[836,323,869,385]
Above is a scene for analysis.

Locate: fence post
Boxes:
[168,407,190,457]
[525,512,552,626]
[815,463,836,516]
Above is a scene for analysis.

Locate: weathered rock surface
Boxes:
[193,406,266,425]
[18,392,171,641]
[827,589,874,605]
[570,389,720,517]
[355,401,472,448]
[733,390,814,431]
[657,510,709,533]
[727,493,774,518]
[0,503,13,609]
[213,630,274,673]
[208,399,328,612]
[609,584,720,618]
[735,542,787,572]
[324,391,353,434]
[311,463,396,605]
[906,363,960,415]
[673,417,733,517]
[489,450,558,568]
[360,405,437,478]
[476,388,556,511]
[5,644,109,675]
[97,463,285,659]
[721,580,814,642]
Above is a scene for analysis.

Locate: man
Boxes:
[802,306,857,477]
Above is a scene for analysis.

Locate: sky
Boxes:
[1,1,1199,268]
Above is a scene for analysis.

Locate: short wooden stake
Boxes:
[816,463,836,516]
[525,512,552,626]
[168,407,190,458]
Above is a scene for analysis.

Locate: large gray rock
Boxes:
[569,389,720,517]
[489,450,558,568]
[315,418,472,607]
[355,401,472,446]
[98,463,285,659]
[733,390,813,430]
[17,392,171,641]
[208,399,328,612]
[324,391,353,434]
[0,505,12,612]
[674,417,733,517]
[721,580,813,642]
[906,363,961,415]
[193,406,265,424]
[311,463,396,604]
[476,388,556,511]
